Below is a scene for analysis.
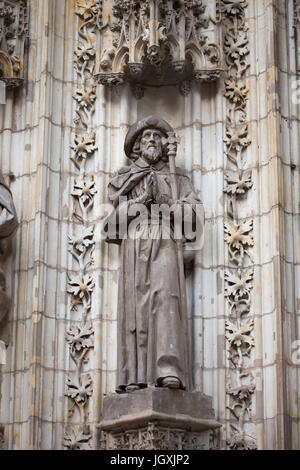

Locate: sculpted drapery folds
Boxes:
[0,170,17,355]
[0,172,17,244]
[104,116,204,393]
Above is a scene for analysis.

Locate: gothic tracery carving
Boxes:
[100,424,209,450]
[294,0,300,71]
[0,0,28,88]
[95,0,222,96]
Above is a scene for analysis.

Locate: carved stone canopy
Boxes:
[95,0,223,97]
[295,0,300,71]
[0,0,28,90]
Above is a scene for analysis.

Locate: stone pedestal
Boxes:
[0,425,5,450]
[98,388,220,450]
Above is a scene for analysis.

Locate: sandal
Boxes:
[160,377,181,389]
[125,384,140,393]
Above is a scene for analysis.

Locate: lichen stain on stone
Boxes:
[32,313,41,324]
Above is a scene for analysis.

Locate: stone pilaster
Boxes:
[246,0,300,449]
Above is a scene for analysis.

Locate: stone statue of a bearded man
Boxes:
[105,116,204,393]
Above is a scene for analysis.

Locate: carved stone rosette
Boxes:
[63,0,98,451]
[95,0,223,97]
[221,0,256,450]
[0,0,28,88]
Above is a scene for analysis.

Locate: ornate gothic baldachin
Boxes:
[95,0,223,97]
[294,0,300,71]
[0,0,28,88]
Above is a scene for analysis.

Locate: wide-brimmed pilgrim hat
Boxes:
[124,115,173,158]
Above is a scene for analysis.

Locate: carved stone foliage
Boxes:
[221,0,256,450]
[100,424,209,450]
[63,427,92,450]
[71,176,97,223]
[0,426,4,449]
[63,0,99,451]
[71,133,97,172]
[224,170,252,196]
[95,0,223,97]
[0,0,28,88]
[225,268,253,316]
[294,1,300,71]
[224,220,253,266]
[296,0,300,24]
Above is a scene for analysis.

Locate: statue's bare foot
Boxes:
[125,384,140,393]
[160,377,181,389]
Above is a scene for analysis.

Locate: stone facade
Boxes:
[0,0,299,450]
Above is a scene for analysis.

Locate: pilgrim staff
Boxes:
[165,131,191,382]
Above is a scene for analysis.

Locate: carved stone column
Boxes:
[98,389,220,450]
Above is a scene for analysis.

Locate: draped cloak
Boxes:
[105,157,203,392]
[0,172,18,241]
[0,172,18,325]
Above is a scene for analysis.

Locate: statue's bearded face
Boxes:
[139,128,164,163]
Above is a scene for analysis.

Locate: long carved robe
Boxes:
[0,173,17,241]
[0,172,18,327]
[106,157,203,392]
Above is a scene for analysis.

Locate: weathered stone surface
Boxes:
[100,388,216,426]
[0,0,298,451]
[98,388,220,450]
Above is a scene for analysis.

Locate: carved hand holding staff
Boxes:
[164,131,191,384]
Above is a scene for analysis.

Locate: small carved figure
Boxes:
[104,116,204,393]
